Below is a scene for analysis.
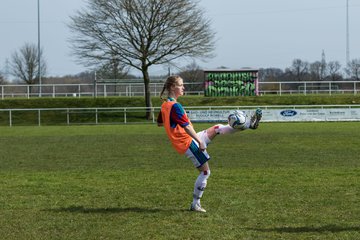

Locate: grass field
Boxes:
[1,122,360,239]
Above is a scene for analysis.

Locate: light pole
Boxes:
[346,0,350,65]
[37,0,42,97]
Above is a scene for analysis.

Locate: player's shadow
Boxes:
[247,225,360,233]
[45,206,170,214]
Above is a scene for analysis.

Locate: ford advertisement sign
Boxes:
[280,110,297,117]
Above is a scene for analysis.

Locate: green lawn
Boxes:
[1,123,360,239]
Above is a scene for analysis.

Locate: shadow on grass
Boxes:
[44,206,185,214]
[247,225,360,233]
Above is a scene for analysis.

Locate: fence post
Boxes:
[124,108,127,124]
[9,110,12,127]
[67,109,70,125]
[354,82,357,95]
[152,107,155,123]
[95,108,98,125]
[38,109,41,126]
[1,86,3,99]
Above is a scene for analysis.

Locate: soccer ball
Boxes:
[228,111,247,129]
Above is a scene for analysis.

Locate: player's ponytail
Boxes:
[160,75,182,101]
[160,85,167,102]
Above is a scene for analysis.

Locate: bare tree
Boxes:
[10,43,47,90]
[96,57,130,80]
[328,61,342,81]
[177,61,204,92]
[258,68,284,82]
[69,0,215,118]
[0,73,7,85]
[289,59,309,81]
[345,59,360,80]
[309,61,322,81]
[177,61,204,82]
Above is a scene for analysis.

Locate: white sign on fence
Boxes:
[187,108,360,122]
[187,110,232,122]
[263,108,360,122]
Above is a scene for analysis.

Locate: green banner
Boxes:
[204,70,258,97]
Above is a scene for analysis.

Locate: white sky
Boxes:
[0,0,359,78]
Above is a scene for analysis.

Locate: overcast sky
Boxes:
[0,0,359,78]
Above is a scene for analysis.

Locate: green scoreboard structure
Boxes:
[204,69,259,97]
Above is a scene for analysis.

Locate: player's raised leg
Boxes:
[206,109,262,138]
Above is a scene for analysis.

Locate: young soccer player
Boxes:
[157,75,262,212]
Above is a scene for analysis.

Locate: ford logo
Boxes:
[280,110,297,117]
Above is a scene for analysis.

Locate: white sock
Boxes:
[215,118,251,133]
[192,170,211,205]
[214,124,237,134]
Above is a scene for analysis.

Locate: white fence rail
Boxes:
[0,81,359,99]
[1,105,359,127]
[0,82,203,99]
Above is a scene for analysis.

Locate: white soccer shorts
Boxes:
[185,130,211,168]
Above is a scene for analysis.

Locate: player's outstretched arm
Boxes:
[184,125,206,151]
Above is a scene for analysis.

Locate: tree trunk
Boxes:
[142,66,152,120]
